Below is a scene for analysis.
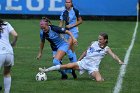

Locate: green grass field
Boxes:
[0,19,140,93]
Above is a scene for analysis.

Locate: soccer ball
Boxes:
[36,72,47,81]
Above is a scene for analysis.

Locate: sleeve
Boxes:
[104,46,110,55]
[73,8,81,18]
[90,41,95,45]
[50,25,66,34]
[60,11,64,20]
[40,30,45,42]
[6,22,14,33]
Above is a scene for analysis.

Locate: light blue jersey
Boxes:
[40,25,69,52]
[60,7,81,39]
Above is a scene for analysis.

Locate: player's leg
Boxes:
[70,33,79,79]
[0,54,6,92]
[39,62,79,72]
[53,50,68,79]
[66,49,77,79]
[3,54,14,93]
[66,35,78,79]
[4,66,11,93]
[70,44,78,79]
[66,34,78,63]
[69,32,79,62]
[91,71,104,82]
[61,62,79,70]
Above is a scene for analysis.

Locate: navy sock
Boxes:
[66,50,75,62]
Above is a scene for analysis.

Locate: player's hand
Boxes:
[65,25,70,29]
[73,38,78,46]
[66,25,73,29]
[119,61,125,65]
[36,53,42,60]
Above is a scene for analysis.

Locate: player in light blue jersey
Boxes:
[39,32,125,82]
[36,17,77,79]
[59,0,82,77]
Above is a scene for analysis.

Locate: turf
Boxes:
[0,19,139,93]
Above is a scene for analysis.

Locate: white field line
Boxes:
[113,3,139,93]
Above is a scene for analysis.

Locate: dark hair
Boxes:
[0,19,6,32]
[41,17,52,25]
[71,0,74,7]
[99,32,108,44]
[0,19,6,38]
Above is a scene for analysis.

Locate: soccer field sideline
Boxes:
[113,6,139,93]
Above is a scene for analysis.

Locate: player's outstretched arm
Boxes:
[107,47,124,65]
[78,51,87,61]
[37,41,45,60]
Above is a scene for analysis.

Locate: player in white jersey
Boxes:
[39,32,124,82]
[0,19,18,93]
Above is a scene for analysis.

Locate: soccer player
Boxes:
[0,19,18,92]
[36,17,77,79]
[59,0,83,77]
[39,32,125,82]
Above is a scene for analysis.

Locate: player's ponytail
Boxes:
[71,0,74,7]
[0,19,6,38]
[0,19,4,32]
[42,17,52,25]
[0,19,6,32]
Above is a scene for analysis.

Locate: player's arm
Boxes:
[65,30,77,45]
[59,11,65,27]
[72,16,82,27]
[107,47,124,64]
[59,20,64,27]
[66,9,83,29]
[78,41,94,61]
[37,31,45,60]
[78,50,87,61]
[66,17,82,29]
[10,30,18,47]
[37,41,45,60]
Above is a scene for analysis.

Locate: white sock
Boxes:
[46,65,60,72]
[4,76,11,93]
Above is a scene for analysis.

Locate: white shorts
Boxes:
[0,54,14,69]
[77,59,99,75]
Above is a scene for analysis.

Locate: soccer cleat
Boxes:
[61,74,68,80]
[39,67,47,73]
[72,69,77,79]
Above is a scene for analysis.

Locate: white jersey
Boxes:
[0,22,14,54]
[77,41,109,74]
[83,41,109,66]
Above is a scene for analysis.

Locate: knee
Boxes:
[96,77,104,82]
[4,70,11,76]
[53,58,61,65]
[4,66,11,76]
